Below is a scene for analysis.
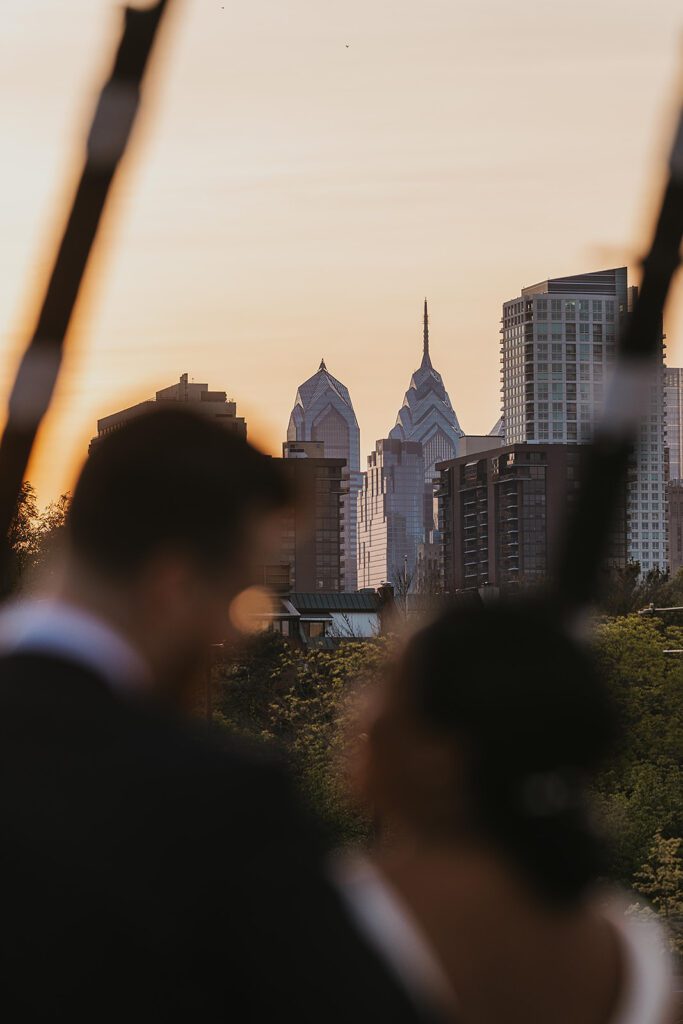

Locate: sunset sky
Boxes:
[1,0,683,503]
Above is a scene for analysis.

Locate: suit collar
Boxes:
[0,598,152,693]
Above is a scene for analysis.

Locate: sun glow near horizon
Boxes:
[2,0,683,505]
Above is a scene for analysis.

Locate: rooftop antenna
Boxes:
[422,297,431,366]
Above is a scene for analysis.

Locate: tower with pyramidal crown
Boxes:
[287,359,362,590]
[389,300,463,533]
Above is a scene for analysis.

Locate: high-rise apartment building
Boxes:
[501,268,666,573]
[438,444,627,594]
[389,300,463,532]
[665,367,683,481]
[258,449,345,594]
[666,481,683,576]
[92,373,247,448]
[287,360,361,590]
[357,439,424,590]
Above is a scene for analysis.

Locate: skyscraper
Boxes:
[501,268,666,573]
[287,360,361,590]
[91,373,247,449]
[665,367,683,481]
[389,300,463,531]
[357,439,424,590]
[438,444,627,594]
[390,300,463,480]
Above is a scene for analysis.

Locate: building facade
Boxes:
[287,360,361,590]
[438,443,627,594]
[258,452,345,594]
[665,367,683,482]
[666,481,683,576]
[501,267,666,573]
[357,439,424,590]
[92,373,246,447]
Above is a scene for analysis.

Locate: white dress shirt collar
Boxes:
[0,598,152,692]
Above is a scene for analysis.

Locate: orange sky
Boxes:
[1,0,683,504]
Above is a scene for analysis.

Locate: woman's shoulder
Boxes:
[601,894,678,1024]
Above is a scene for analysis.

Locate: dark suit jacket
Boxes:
[0,652,430,1022]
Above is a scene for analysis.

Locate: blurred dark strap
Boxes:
[0,1,172,599]
[555,106,683,615]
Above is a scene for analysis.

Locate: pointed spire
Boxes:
[422,298,431,366]
[319,357,327,372]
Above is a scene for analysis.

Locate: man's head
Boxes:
[63,407,291,701]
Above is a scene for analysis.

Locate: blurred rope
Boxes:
[0,1,173,599]
[555,102,683,616]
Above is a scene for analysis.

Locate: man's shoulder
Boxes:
[0,649,295,810]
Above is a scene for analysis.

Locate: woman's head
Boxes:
[360,599,617,906]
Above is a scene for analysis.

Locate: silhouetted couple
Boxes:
[0,409,674,1022]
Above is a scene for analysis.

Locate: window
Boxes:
[564,300,576,320]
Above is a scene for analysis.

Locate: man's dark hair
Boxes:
[68,407,291,578]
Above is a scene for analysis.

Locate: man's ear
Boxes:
[139,551,196,621]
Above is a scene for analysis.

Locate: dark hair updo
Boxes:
[400,599,617,906]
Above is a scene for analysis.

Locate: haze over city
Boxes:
[1,0,683,502]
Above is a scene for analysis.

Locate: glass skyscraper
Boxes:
[287,359,361,590]
[501,267,666,573]
[357,439,424,590]
[665,367,683,482]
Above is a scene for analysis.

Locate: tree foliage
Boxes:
[591,615,683,884]
[7,486,70,594]
[214,611,683,953]
[628,831,683,956]
[213,635,389,842]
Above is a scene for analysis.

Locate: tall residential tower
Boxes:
[501,268,666,573]
[665,367,683,482]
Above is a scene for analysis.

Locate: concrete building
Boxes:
[389,300,463,533]
[666,481,683,576]
[357,439,424,590]
[501,268,666,573]
[287,360,361,590]
[92,373,246,447]
[438,443,627,594]
[665,367,683,481]
[258,451,345,594]
[456,434,504,459]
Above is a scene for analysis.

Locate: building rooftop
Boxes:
[290,592,380,612]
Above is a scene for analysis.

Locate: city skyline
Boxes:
[1,0,683,504]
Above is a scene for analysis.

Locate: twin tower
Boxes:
[287,301,463,591]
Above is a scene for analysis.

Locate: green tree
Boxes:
[213,635,391,843]
[6,482,39,592]
[599,562,670,616]
[628,831,683,957]
[25,493,70,591]
[592,615,683,881]
[6,486,70,594]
